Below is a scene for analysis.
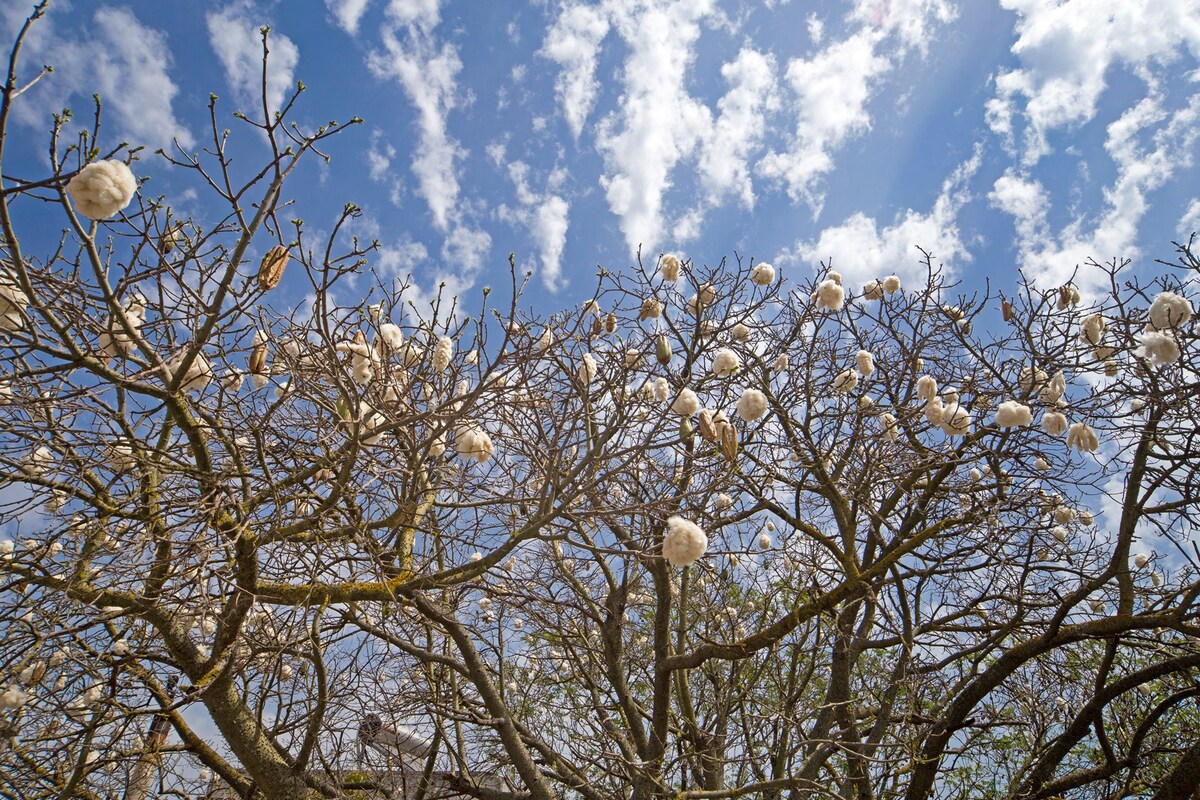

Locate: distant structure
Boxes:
[358,713,433,764]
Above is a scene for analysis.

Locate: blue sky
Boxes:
[4,0,1200,313]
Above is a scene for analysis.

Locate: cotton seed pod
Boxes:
[679,417,694,444]
[598,312,616,334]
[697,409,717,442]
[832,369,858,393]
[590,316,604,336]
[720,423,738,462]
[731,322,750,341]
[1057,284,1080,309]
[257,245,290,290]
[862,280,884,301]
[1001,298,1014,322]
[249,342,269,376]
[159,224,183,254]
[639,297,663,320]
[856,350,874,376]
[1104,359,1119,377]
[655,335,672,366]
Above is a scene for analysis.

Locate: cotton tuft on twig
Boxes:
[66,160,137,220]
[433,336,454,372]
[660,254,682,281]
[882,275,901,294]
[736,388,768,421]
[1042,411,1068,436]
[1066,422,1099,453]
[994,401,1033,427]
[812,280,845,311]
[662,516,707,566]
[832,369,858,393]
[1140,330,1180,365]
[856,350,874,376]
[1148,291,1193,330]
[712,348,740,378]
[578,352,598,385]
[672,388,700,416]
[455,423,495,463]
[862,280,883,301]
[1080,313,1105,346]
[749,262,775,286]
[916,375,937,403]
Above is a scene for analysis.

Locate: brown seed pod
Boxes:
[258,245,290,290]
[1001,299,1013,322]
[249,343,268,375]
[697,409,717,443]
[604,312,617,334]
[720,424,738,462]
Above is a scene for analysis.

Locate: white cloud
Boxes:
[595,0,716,257]
[386,0,442,32]
[367,20,462,232]
[990,89,1200,295]
[3,4,192,150]
[850,0,956,54]
[366,129,397,182]
[757,30,889,211]
[697,49,779,209]
[790,147,981,291]
[325,0,371,35]
[1180,198,1200,239]
[541,2,611,139]
[759,1,955,211]
[441,224,493,279]
[987,0,1200,165]
[498,161,571,290]
[207,3,300,115]
[376,236,429,280]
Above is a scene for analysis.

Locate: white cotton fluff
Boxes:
[654,377,670,402]
[66,160,137,220]
[164,350,213,394]
[1053,506,1076,524]
[536,327,554,353]
[862,280,884,301]
[662,516,707,566]
[0,686,28,710]
[736,388,768,421]
[1034,457,1050,471]
[828,270,843,286]
[660,254,682,281]
[882,275,901,294]
[1066,422,1099,453]
[772,353,789,372]
[856,350,874,376]
[832,369,858,394]
[924,396,944,424]
[1052,526,1068,543]
[1018,366,1048,393]
[433,336,454,372]
[813,279,845,311]
[880,412,899,442]
[578,352,598,385]
[0,539,12,560]
[1132,552,1150,570]
[1079,510,1094,526]
[1148,291,1193,330]
[731,323,750,341]
[672,388,701,416]
[994,401,1033,428]
[377,323,404,353]
[1042,411,1068,436]
[1057,284,1081,309]
[99,297,145,359]
[1039,370,1066,404]
[916,375,937,403]
[939,403,971,436]
[455,423,495,463]
[0,272,29,330]
[1080,313,1105,346]
[714,493,733,510]
[1141,330,1180,365]
[712,348,740,378]
[750,262,775,286]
